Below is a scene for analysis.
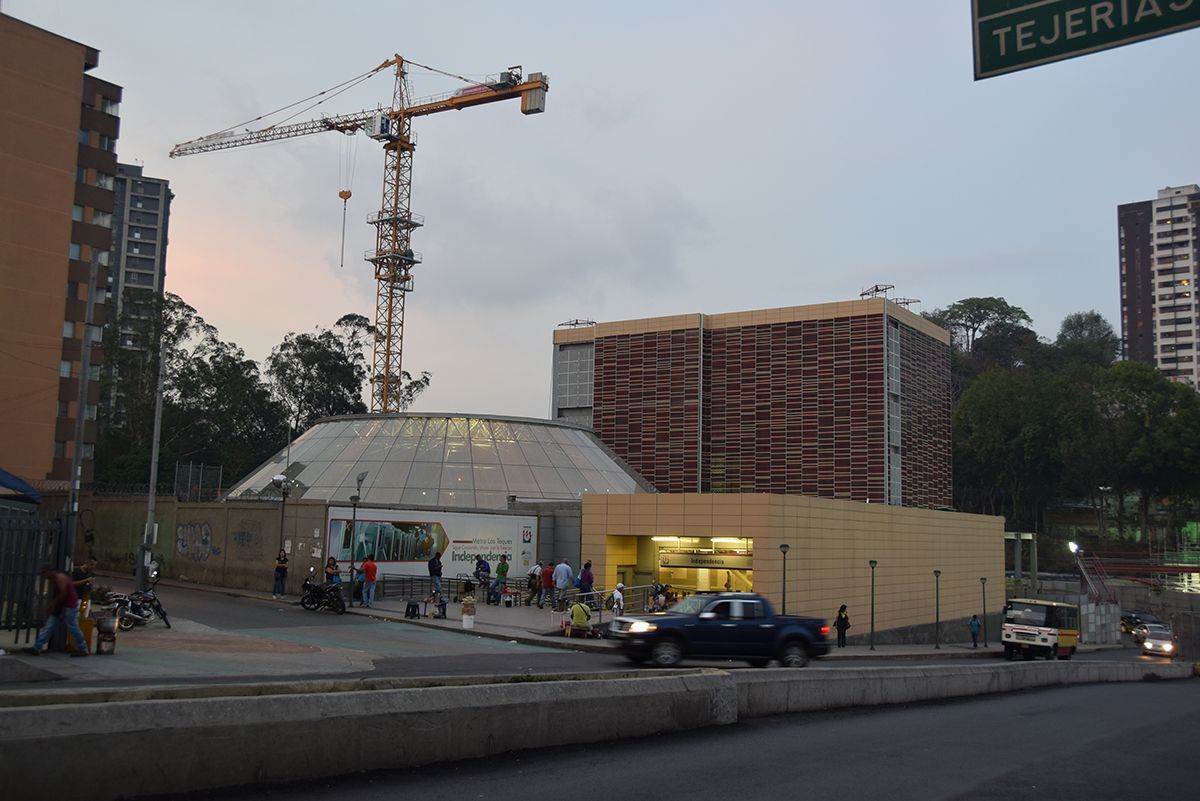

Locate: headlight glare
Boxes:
[629,621,656,634]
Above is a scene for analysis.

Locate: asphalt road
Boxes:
[151,678,1200,800]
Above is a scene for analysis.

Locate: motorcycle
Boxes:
[109,561,171,630]
[301,567,346,615]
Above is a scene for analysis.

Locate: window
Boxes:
[78,129,90,145]
[76,166,88,183]
[91,326,102,342]
[57,401,70,418]
[102,98,119,116]
[95,173,114,190]
[98,135,116,152]
[92,210,112,228]
[73,205,84,222]
[96,250,109,266]
[69,243,81,260]
[82,444,94,459]
[63,321,75,338]
[59,360,72,378]
[84,404,98,420]
[54,442,66,459]
[66,282,78,299]
[88,365,100,381]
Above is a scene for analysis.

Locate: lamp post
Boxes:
[934,570,941,649]
[272,475,288,553]
[869,559,878,651]
[779,543,790,615]
[347,471,368,608]
[980,576,988,647]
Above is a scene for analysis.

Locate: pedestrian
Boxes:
[552,557,574,611]
[570,596,593,635]
[611,582,625,616]
[22,563,89,657]
[724,571,732,592]
[969,614,981,648]
[489,554,509,604]
[526,561,543,606]
[428,550,443,597]
[540,559,555,608]
[473,554,490,584]
[272,549,288,599]
[578,560,595,609]
[360,553,377,607]
[72,557,97,617]
[834,604,850,648]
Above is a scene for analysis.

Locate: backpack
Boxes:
[604,592,615,611]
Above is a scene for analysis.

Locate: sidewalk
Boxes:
[90,574,1124,660]
[0,574,1126,684]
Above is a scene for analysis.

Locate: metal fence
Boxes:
[174,463,224,502]
[1169,611,1200,662]
[0,516,62,644]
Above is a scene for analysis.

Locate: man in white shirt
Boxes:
[551,557,574,612]
[611,582,625,617]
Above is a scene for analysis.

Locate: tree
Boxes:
[1056,311,1119,368]
[266,328,368,432]
[941,297,1032,354]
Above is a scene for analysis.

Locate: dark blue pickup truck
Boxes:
[610,592,830,667]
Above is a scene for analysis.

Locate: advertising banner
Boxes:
[325,508,537,578]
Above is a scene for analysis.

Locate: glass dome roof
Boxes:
[226,413,653,509]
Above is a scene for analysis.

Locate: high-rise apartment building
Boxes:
[1118,184,1200,385]
[100,164,172,424]
[551,298,952,508]
[0,14,120,483]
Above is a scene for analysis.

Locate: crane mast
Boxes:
[170,56,549,413]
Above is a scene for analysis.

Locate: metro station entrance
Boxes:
[646,536,754,594]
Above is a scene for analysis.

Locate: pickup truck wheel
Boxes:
[780,642,809,668]
[650,638,683,667]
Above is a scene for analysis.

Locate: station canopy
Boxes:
[225,413,653,509]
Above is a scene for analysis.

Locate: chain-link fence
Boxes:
[1169,611,1200,662]
[174,463,224,502]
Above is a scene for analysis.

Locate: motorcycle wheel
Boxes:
[158,610,171,628]
[117,610,136,631]
[331,596,346,615]
[301,594,320,611]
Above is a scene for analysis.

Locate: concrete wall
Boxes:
[1,662,1189,801]
[584,493,1004,629]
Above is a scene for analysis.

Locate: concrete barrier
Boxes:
[733,661,1194,717]
[0,671,737,801]
[0,661,1191,801]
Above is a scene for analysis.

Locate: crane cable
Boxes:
[338,132,359,269]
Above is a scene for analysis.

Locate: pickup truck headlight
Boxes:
[629,621,657,634]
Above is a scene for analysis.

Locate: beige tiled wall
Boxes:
[583,493,1003,630]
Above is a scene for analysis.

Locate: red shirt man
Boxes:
[361,555,378,608]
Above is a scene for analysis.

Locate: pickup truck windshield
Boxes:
[666,596,708,615]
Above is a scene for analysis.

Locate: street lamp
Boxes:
[869,559,878,651]
[347,471,368,608]
[272,475,288,553]
[1098,485,1111,538]
[779,543,790,615]
[980,576,988,647]
[933,570,941,649]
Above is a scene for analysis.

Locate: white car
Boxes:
[1140,628,1175,657]
[1133,623,1171,644]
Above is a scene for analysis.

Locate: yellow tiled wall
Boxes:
[583,493,1003,630]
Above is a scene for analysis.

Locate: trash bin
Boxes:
[96,616,117,655]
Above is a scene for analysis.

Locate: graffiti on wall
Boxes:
[176,521,221,562]
[231,530,255,547]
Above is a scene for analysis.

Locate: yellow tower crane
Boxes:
[170,57,549,413]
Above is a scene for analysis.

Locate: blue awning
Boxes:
[0,468,41,505]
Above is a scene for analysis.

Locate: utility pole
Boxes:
[65,249,100,573]
[136,336,167,591]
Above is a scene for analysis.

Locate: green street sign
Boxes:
[973,0,1200,79]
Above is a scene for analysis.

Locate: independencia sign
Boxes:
[659,552,754,570]
[973,0,1200,79]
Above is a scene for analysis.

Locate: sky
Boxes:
[8,1,1200,419]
